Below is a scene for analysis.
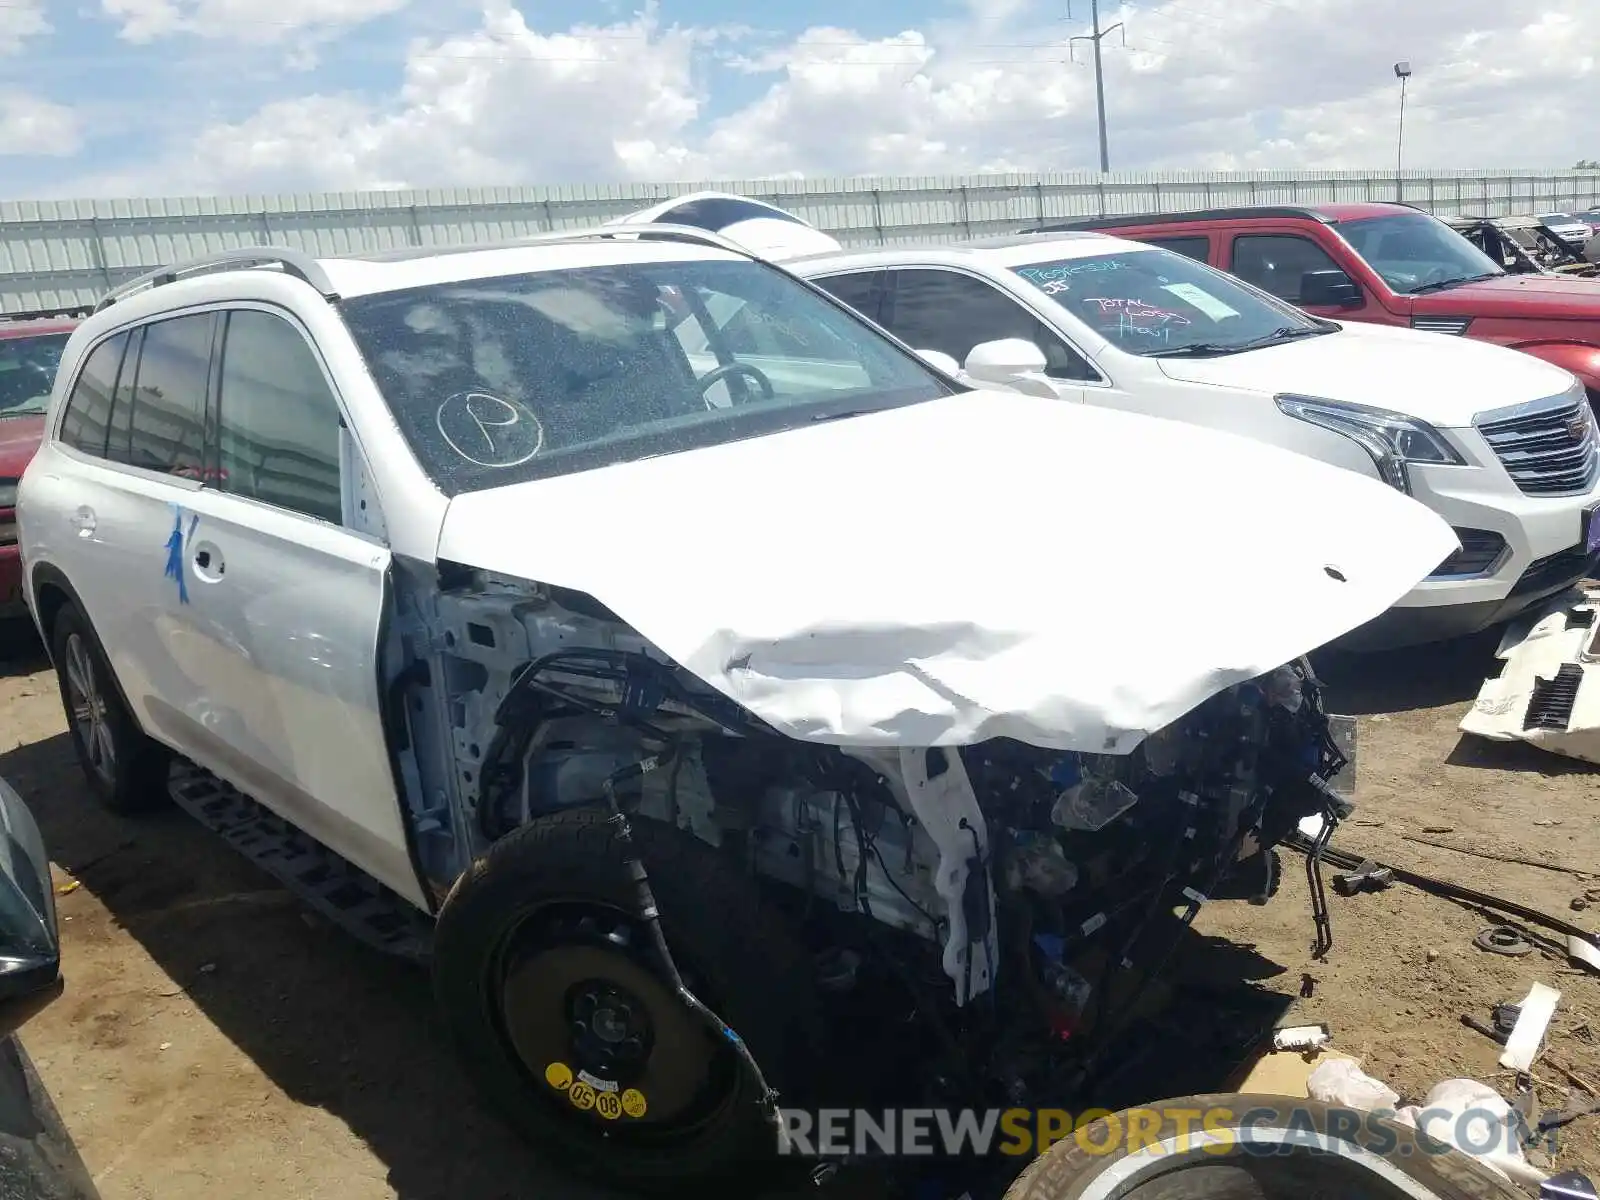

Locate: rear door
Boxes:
[1138,234,1214,266]
[137,305,424,909]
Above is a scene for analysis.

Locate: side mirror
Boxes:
[0,778,61,1038]
[1299,269,1363,308]
[914,349,962,377]
[963,339,1058,397]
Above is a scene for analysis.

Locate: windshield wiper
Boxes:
[1408,271,1503,294]
[1143,342,1240,358]
[1145,326,1325,358]
[1231,326,1330,351]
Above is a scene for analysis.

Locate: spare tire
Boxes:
[431,807,823,1195]
[1002,1093,1528,1200]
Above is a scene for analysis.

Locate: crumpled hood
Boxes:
[1154,322,1576,427]
[437,389,1456,755]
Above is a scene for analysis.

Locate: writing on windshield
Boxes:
[1011,248,1321,357]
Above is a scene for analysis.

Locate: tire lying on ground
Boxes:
[1002,1093,1528,1200]
[431,806,824,1195]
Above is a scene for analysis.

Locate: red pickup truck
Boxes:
[0,318,76,620]
[1033,202,1600,409]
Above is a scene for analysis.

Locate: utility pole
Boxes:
[1070,0,1124,173]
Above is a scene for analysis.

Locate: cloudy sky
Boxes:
[0,0,1592,199]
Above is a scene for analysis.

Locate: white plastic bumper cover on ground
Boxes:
[441,389,1458,754]
[1460,582,1600,764]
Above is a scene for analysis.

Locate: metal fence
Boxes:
[4,167,1600,317]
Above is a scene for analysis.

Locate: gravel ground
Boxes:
[1,618,1597,1199]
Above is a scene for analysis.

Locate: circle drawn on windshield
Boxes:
[436,392,544,468]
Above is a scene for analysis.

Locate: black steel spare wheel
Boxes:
[1002,1094,1528,1200]
[432,806,823,1194]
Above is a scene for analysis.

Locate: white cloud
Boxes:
[45,0,1600,195]
[100,0,411,43]
[148,2,709,192]
[0,0,50,55]
[0,92,81,156]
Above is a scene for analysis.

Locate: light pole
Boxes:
[1394,60,1412,202]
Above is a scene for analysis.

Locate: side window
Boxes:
[216,310,344,524]
[58,333,129,458]
[1144,236,1210,263]
[105,328,143,465]
[809,271,886,324]
[1229,235,1345,303]
[884,269,1098,382]
[126,313,215,478]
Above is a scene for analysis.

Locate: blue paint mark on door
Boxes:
[164,507,191,604]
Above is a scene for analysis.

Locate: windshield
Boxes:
[1010,246,1326,357]
[0,331,69,418]
[339,257,955,495]
[1338,212,1506,294]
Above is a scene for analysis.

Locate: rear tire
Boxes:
[49,601,168,815]
[431,806,823,1195]
[1002,1094,1526,1200]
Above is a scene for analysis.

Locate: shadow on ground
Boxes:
[0,731,609,1200]
[1445,733,1600,775]
[1311,630,1502,717]
[0,730,1297,1200]
[0,619,47,681]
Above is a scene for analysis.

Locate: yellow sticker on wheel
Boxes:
[543,1062,573,1092]
[594,1090,623,1121]
[567,1081,597,1112]
[621,1088,648,1118]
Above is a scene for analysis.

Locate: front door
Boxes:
[875,267,1099,394]
[142,305,425,909]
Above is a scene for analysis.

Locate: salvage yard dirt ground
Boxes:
[1,619,1598,1199]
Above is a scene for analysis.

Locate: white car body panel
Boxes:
[1460,581,1600,764]
[438,388,1456,755]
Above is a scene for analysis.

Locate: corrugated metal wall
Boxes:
[4,168,1599,316]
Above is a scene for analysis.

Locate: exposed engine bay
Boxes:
[392,563,1355,1106]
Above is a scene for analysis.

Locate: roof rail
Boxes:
[93,246,338,314]
[335,222,767,268]
[514,221,764,258]
[1022,205,1340,234]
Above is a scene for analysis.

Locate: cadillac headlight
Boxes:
[1274,394,1465,494]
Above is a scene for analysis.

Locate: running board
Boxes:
[167,759,434,963]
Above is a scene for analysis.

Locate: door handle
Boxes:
[69,507,95,536]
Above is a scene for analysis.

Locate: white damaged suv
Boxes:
[611,194,1600,651]
[17,228,1452,1194]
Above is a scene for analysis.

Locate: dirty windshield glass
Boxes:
[339,257,955,495]
[0,332,69,418]
[1011,247,1327,357]
[1337,212,1505,294]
